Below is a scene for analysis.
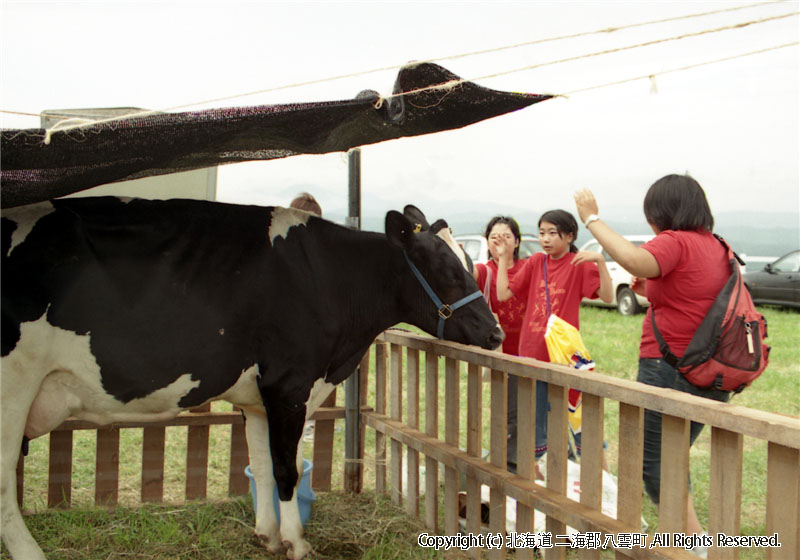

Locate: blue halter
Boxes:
[404,251,483,339]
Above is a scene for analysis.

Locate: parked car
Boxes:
[579,235,654,315]
[455,234,542,266]
[743,250,800,309]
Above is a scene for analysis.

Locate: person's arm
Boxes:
[492,236,515,302]
[574,189,661,279]
[572,251,614,303]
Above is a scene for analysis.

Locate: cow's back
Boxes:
[1,197,295,407]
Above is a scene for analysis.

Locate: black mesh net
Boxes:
[1,63,551,208]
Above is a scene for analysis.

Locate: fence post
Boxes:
[357,350,371,492]
[314,389,338,492]
[708,427,742,560]
[48,430,73,508]
[228,408,250,496]
[516,375,534,560]
[659,414,690,537]
[95,427,120,506]
[616,403,644,560]
[489,368,507,560]
[186,404,211,501]
[444,357,460,536]
[375,342,388,495]
[424,351,440,533]
[406,348,420,518]
[766,442,800,559]
[579,393,604,560]
[390,343,403,506]
[142,426,166,502]
[466,362,483,558]
[546,383,568,558]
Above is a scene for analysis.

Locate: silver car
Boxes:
[579,235,654,315]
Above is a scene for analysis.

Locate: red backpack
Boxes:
[651,235,770,393]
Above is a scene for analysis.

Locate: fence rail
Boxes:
[15,404,347,510]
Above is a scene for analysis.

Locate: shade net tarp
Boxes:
[1,63,551,208]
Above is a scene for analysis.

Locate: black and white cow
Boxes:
[1,197,502,560]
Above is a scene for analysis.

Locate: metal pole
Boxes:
[346,148,361,230]
[344,148,362,492]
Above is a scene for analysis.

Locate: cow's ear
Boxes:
[386,211,415,250]
[431,219,449,234]
[403,205,430,231]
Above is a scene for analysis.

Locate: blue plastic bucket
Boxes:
[244,459,315,526]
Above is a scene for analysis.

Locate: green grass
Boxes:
[3,493,471,560]
[4,305,797,559]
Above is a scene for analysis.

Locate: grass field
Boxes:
[3,305,797,559]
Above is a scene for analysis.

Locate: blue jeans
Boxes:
[638,358,731,503]
[507,376,549,473]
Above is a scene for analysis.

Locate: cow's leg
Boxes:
[242,407,282,553]
[260,391,310,560]
[0,362,48,560]
[277,445,309,560]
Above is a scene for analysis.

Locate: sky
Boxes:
[2,1,798,230]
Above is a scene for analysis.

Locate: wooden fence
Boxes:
[15,394,357,510]
[366,330,800,560]
[15,330,799,560]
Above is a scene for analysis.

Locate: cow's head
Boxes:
[386,205,504,350]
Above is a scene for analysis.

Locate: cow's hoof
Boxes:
[255,532,283,553]
[283,538,312,560]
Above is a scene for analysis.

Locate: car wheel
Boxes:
[617,287,642,316]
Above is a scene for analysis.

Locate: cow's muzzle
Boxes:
[487,325,505,350]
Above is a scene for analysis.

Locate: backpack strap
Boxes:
[714,233,745,267]
[544,257,552,317]
[650,308,681,368]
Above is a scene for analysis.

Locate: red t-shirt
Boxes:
[509,252,601,361]
[639,230,730,359]
[476,259,527,355]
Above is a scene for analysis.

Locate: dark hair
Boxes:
[538,209,579,253]
[484,216,522,261]
[643,174,714,232]
[289,192,322,216]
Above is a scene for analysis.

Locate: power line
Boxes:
[560,41,799,96]
[1,5,796,142]
[383,11,798,101]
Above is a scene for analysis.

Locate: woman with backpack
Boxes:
[574,174,732,551]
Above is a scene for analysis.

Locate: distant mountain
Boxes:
[246,179,797,261]
[326,197,798,260]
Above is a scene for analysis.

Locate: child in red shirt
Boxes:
[495,210,612,470]
[471,216,528,473]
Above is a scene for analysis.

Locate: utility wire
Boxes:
[1,4,796,140]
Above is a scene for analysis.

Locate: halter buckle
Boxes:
[438,305,453,320]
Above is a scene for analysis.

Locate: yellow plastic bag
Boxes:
[544,314,594,438]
